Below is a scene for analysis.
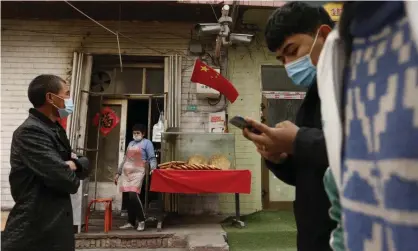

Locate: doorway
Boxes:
[85,99,127,210]
[122,99,163,211]
[69,54,181,230]
[125,100,149,148]
[85,97,164,211]
[125,98,164,161]
[260,65,305,210]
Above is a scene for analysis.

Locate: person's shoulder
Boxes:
[143,138,153,145]
[13,115,50,138]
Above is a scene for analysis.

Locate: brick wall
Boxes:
[0,19,226,211]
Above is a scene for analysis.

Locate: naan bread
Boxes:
[187,155,208,165]
[209,154,231,170]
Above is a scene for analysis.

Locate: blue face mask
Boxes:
[284,30,320,87]
[285,55,317,87]
[57,98,74,118]
[51,93,74,118]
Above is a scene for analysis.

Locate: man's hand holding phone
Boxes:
[229,116,262,135]
[241,118,299,159]
[255,141,288,164]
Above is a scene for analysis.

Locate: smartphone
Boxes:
[229,116,262,135]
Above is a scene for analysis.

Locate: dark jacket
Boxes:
[2,108,89,251]
[266,82,336,251]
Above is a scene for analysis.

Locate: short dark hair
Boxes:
[265,2,334,52]
[132,124,146,134]
[28,74,65,108]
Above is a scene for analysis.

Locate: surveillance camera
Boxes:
[195,23,222,36]
[229,33,254,45]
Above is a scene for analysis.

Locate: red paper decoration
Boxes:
[93,106,120,136]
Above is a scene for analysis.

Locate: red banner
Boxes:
[151,169,251,194]
[93,107,120,136]
[191,59,239,103]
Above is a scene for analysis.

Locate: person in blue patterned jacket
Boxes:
[318,1,418,250]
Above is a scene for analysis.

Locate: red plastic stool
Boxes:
[85,198,113,233]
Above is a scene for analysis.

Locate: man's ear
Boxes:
[319,24,333,40]
[45,93,54,105]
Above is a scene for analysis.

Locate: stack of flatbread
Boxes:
[158,161,221,170]
[209,154,231,170]
[187,154,208,165]
[158,153,232,171]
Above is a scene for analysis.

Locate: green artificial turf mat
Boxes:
[222,211,297,251]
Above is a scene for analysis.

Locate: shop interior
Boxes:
[84,55,165,212]
[75,53,248,235]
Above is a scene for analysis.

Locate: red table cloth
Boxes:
[150,169,251,194]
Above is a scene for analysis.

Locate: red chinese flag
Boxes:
[190,59,239,103]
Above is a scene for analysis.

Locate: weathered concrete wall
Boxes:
[223,8,296,213]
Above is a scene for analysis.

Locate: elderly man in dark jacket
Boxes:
[2,74,89,251]
[243,3,336,251]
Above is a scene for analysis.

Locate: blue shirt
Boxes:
[342,2,418,250]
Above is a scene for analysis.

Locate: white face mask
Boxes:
[133,134,143,141]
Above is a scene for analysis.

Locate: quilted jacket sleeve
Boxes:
[293,127,329,170]
[264,156,296,186]
[73,156,90,180]
[15,126,80,194]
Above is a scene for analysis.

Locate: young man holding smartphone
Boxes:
[242,2,335,250]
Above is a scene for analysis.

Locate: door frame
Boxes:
[259,63,296,211]
[68,52,93,232]
[101,99,128,168]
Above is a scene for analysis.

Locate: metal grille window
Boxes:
[261,65,306,126]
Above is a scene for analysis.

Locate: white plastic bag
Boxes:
[152,112,164,142]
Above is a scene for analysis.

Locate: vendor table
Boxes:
[150,169,252,231]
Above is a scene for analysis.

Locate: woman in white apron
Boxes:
[114,124,157,231]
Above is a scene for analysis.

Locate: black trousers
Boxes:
[125,192,145,225]
[122,174,157,208]
[121,173,158,223]
[122,192,129,211]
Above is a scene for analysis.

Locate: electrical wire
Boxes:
[6,1,243,114]
[2,24,202,72]
[64,1,117,36]
[116,32,123,71]
[210,4,219,20]
[62,1,196,60]
[1,27,189,40]
[4,2,263,68]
